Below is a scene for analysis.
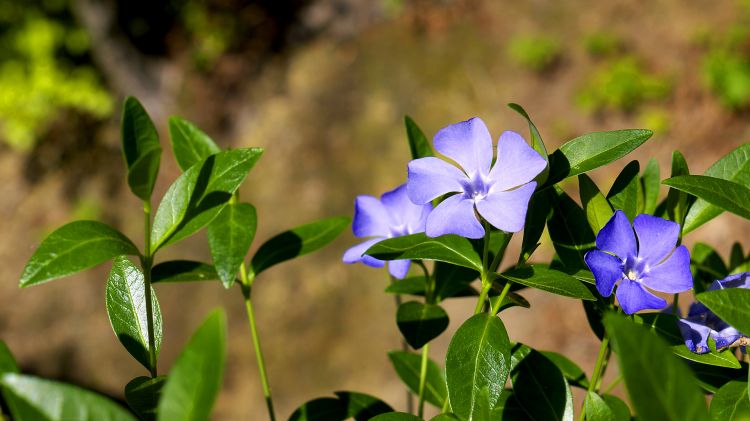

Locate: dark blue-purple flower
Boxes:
[343,184,432,279]
[678,272,750,354]
[406,117,546,239]
[584,210,693,314]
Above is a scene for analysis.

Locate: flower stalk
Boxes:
[142,200,157,378]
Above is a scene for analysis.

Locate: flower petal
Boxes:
[407,157,466,204]
[342,238,386,268]
[388,260,411,279]
[596,210,636,260]
[677,318,711,354]
[488,131,547,191]
[352,196,391,238]
[425,194,484,239]
[633,214,680,264]
[433,117,493,176]
[714,272,750,290]
[642,245,693,293]
[585,250,624,297]
[712,326,742,349]
[475,182,536,233]
[615,279,667,314]
[381,183,432,234]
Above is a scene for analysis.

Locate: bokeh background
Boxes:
[2,0,750,419]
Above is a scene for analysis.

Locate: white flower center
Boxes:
[626,269,638,281]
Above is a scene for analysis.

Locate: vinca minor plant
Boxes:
[4,97,750,421]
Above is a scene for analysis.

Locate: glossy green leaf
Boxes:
[369,413,422,421]
[250,216,350,277]
[540,351,589,389]
[20,221,139,287]
[641,158,660,215]
[508,103,549,184]
[520,190,552,263]
[601,395,630,421]
[168,117,221,172]
[511,349,574,421]
[150,148,263,252]
[366,233,483,272]
[404,115,433,159]
[684,142,750,233]
[547,187,595,271]
[665,151,690,225]
[157,309,226,421]
[664,175,750,221]
[289,392,393,421]
[434,262,479,301]
[388,350,447,408]
[446,313,511,421]
[546,129,652,185]
[396,301,449,349]
[709,381,750,421]
[0,373,136,421]
[430,414,461,421]
[604,313,708,421]
[121,96,161,201]
[151,260,219,284]
[585,391,617,421]
[698,288,750,336]
[105,256,162,372]
[0,341,18,375]
[579,174,614,233]
[498,265,595,300]
[606,160,640,221]
[489,290,530,314]
[207,203,257,288]
[633,312,740,368]
[124,376,166,421]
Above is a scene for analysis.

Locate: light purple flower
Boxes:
[343,184,432,279]
[584,210,693,314]
[406,117,546,239]
[678,272,750,354]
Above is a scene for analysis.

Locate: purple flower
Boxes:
[678,272,750,354]
[406,117,546,239]
[343,184,432,279]
[584,210,693,314]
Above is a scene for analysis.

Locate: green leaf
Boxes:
[664,175,750,222]
[369,413,422,421]
[430,415,461,421]
[520,190,552,263]
[168,117,221,172]
[366,233,483,272]
[601,395,631,421]
[446,313,511,421]
[121,96,162,201]
[606,160,640,221]
[493,391,532,420]
[207,203,257,288]
[489,290,530,314]
[334,391,394,420]
[434,262,479,301]
[288,392,393,421]
[547,187,596,272]
[546,129,652,185]
[288,398,345,421]
[508,103,549,184]
[0,373,136,421]
[151,260,219,284]
[388,350,447,408]
[150,148,263,252]
[124,376,166,421]
[698,288,750,336]
[579,174,614,233]
[385,277,427,296]
[539,351,589,389]
[641,158,661,215]
[157,309,226,421]
[498,265,595,300]
[691,362,748,393]
[20,221,139,287]
[665,151,690,225]
[604,313,708,421]
[684,142,750,233]
[585,391,617,421]
[692,242,729,293]
[249,216,350,277]
[396,301,449,349]
[404,116,433,159]
[710,381,750,421]
[105,256,162,372]
[510,349,574,421]
[633,312,740,368]
[730,243,745,273]
[0,341,18,375]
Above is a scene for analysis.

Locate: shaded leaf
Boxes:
[540,351,589,389]
[168,117,221,172]
[0,341,18,375]
[434,262,479,301]
[606,160,640,221]
[151,260,219,284]
[405,116,433,159]
[511,349,574,421]
[520,190,552,263]
[547,187,595,272]
[366,233,483,272]
[369,413,422,421]
[698,288,750,336]
[289,392,393,421]
[385,277,427,296]
[388,351,447,408]
[641,158,660,215]
[508,103,549,184]
[396,301,449,349]
[665,151,690,225]
[121,97,161,201]
[207,203,257,288]
[124,376,166,421]
[498,265,595,300]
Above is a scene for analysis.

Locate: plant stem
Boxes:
[240,263,276,421]
[390,274,413,414]
[474,221,494,314]
[441,395,450,413]
[474,281,491,314]
[579,336,610,421]
[602,374,622,394]
[417,343,430,418]
[142,200,157,378]
[490,282,512,315]
[672,293,679,315]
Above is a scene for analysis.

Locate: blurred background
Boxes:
[2,0,750,418]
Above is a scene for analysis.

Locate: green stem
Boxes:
[672,293,679,316]
[440,395,450,413]
[490,282,512,315]
[579,336,610,421]
[417,343,430,418]
[474,221,495,314]
[390,274,413,414]
[142,201,157,378]
[474,280,491,314]
[602,374,622,395]
[241,264,276,421]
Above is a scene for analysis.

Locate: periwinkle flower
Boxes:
[343,184,432,279]
[406,117,546,239]
[584,210,693,314]
[678,272,750,354]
